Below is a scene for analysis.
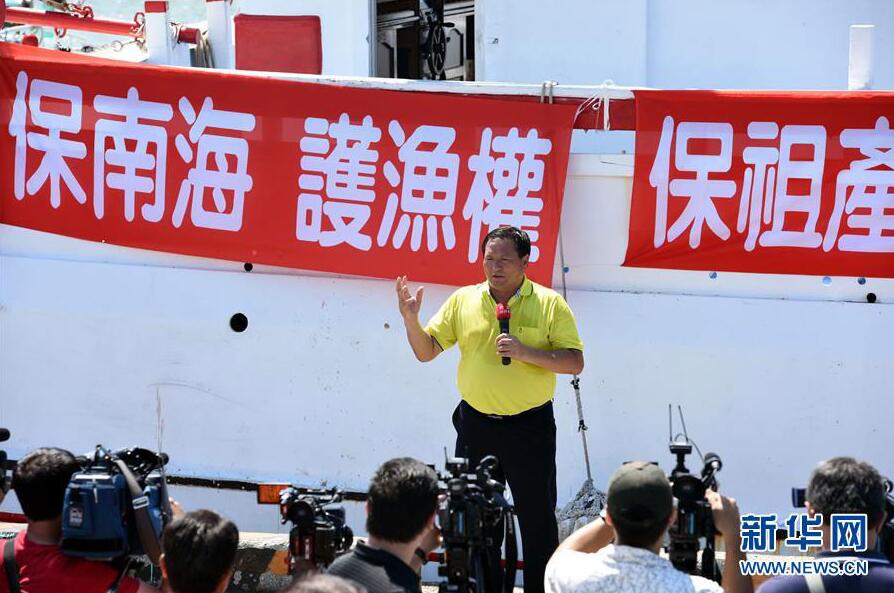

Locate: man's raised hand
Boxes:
[396,275,424,321]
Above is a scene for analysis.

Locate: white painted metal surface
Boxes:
[143,4,173,65]
[206,0,234,70]
[849,24,876,90]
[476,0,894,90]
[143,3,192,67]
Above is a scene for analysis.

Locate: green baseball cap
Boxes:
[606,461,674,522]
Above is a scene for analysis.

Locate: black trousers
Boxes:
[452,400,559,593]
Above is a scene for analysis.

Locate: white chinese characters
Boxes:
[173,97,256,232]
[10,72,87,208]
[296,113,381,250]
[649,114,893,255]
[9,70,256,232]
[826,116,894,253]
[94,87,173,223]
[295,113,554,259]
[464,128,550,263]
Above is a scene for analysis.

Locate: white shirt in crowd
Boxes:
[545,544,725,593]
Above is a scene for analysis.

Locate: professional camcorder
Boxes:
[258,485,353,575]
[61,445,172,565]
[666,440,722,579]
[437,455,517,593]
[792,477,894,563]
[882,481,894,563]
[664,406,723,581]
[0,428,11,497]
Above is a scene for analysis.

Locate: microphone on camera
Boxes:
[702,452,723,489]
[0,428,9,443]
[496,303,511,366]
[702,452,722,475]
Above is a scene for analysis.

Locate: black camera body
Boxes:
[0,428,10,496]
[61,445,171,564]
[883,483,894,563]
[666,441,723,581]
[437,455,516,593]
[278,487,353,575]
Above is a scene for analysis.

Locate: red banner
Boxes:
[0,44,575,286]
[625,90,894,278]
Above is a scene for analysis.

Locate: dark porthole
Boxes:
[230,313,249,332]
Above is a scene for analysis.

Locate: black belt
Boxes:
[462,399,553,421]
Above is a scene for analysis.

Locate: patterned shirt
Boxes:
[545,545,725,593]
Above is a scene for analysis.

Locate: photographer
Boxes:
[0,447,159,593]
[160,510,239,593]
[545,461,752,593]
[757,457,894,593]
[328,458,440,593]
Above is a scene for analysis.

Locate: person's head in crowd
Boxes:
[283,573,367,593]
[604,461,675,553]
[805,456,889,549]
[12,447,79,524]
[161,510,239,593]
[366,457,439,546]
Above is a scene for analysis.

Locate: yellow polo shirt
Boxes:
[424,277,584,415]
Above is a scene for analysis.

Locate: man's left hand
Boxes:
[706,489,740,538]
[420,524,442,554]
[496,333,528,362]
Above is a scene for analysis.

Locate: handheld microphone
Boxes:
[496,303,511,366]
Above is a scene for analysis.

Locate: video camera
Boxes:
[882,480,894,563]
[792,476,894,563]
[61,445,171,566]
[258,485,353,575]
[0,428,11,497]
[437,455,517,593]
[665,406,723,581]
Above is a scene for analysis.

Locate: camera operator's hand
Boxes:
[419,523,441,554]
[705,490,753,593]
[410,524,441,573]
[169,498,185,519]
[705,489,739,537]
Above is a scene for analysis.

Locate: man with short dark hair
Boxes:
[160,509,239,593]
[757,457,893,593]
[397,226,584,593]
[328,458,440,593]
[545,461,752,593]
[0,447,158,593]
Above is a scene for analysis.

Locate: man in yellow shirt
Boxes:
[396,226,584,593]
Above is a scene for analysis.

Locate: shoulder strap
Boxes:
[3,537,21,593]
[804,573,827,593]
[112,458,162,564]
